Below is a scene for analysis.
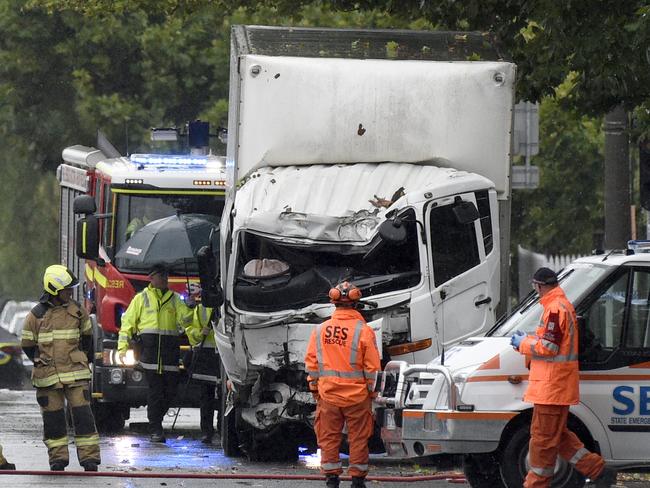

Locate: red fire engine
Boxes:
[57,133,226,431]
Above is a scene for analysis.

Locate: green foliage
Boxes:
[511,98,604,255]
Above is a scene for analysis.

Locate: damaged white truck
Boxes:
[216,25,517,460]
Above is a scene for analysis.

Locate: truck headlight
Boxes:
[105,349,137,366]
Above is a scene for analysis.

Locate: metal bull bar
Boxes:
[374,360,457,410]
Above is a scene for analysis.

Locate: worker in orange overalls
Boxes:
[305,281,381,488]
[511,267,617,488]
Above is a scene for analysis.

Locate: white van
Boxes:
[377,248,650,487]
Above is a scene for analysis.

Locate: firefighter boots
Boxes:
[351,476,367,488]
[150,432,166,443]
[50,462,66,471]
[0,462,16,470]
[325,474,340,488]
[82,461,98,472]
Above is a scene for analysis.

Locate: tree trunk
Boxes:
[604,106,630,250]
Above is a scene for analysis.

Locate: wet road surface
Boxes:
[2,388,648,487]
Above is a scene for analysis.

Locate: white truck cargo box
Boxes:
[229,55,515,198]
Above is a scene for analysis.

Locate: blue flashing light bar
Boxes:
[129,153,223,171]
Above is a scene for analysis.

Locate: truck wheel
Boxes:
[92,401,126,433]
[499,424,585,488]
[219,363,242,457]
[463,453,506,488]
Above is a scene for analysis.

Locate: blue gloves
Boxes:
[510,330,526,350]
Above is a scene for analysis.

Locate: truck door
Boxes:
[426,192,494,347]
[578,266,650,460]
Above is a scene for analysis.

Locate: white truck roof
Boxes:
[230,55,515,199]
[235,162,493,241]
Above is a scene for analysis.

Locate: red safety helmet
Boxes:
[329,281,362,305]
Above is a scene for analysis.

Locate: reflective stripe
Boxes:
[365,371,378,391]
[52,329,80,339]
[118,333,129,341]
[529,339,538,355]
[75,434,100,446]
[316,323,324,372]
[318,370,365,379]
[321,462,342,470]
[569,447,589,465]
[140,328,180,336]
[33,370,91,387]
[315,320,367,380]
[532,353,579,362]
[349,320,363,365]
[349,463,368,471]
[192,373,218,382]
[45,436,69,448]
[540,339,560,353]
[142,291,150,309]
[139,361,179,372]
[22,330,34,340]
[530,465,555,477]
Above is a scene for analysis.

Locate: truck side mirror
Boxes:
[76,215,99,260]
[378,217,407,245]
[452,200,479,225]
[73,195,97,215]
[197,245,223,308]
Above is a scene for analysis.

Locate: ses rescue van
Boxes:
[376,246,650,488]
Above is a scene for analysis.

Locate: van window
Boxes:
[475,190,493,255]
[582,271,626,355]
[624,270,650,348]
[429,202,479,287]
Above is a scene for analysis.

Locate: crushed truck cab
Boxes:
[377,248,650,488]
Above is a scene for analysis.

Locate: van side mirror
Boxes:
[76,215,99,260]
[378,217,407,245]
[452,200,479,225]
[73,195,97,215]
[197,245,223,308]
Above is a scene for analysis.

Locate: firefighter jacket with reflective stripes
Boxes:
[183,306,219,383]
[519,286,579,405]
[21,300,93,388]
[305,307,381,407]
[117,285,194,374]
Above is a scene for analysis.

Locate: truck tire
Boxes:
[92,401,126,433]
[463,453,506,488]
[499,423,586,488]
[219,362,242,457]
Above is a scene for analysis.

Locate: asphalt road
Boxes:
[0,388,467,488]
[2,388,649,487]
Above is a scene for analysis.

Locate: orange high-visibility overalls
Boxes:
[305,307,381,479]
[518,286,605,487]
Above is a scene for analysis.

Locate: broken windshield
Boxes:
[233,209,421,312]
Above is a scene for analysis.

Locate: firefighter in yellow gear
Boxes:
[21,265,101,472]
[183,304,220,443]
[117,264,195,443]
[0,444,16,470]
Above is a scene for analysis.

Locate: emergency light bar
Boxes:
[129,154,224,170]
[628,240,650,253]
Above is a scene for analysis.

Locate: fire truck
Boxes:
[56,127,226,431]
